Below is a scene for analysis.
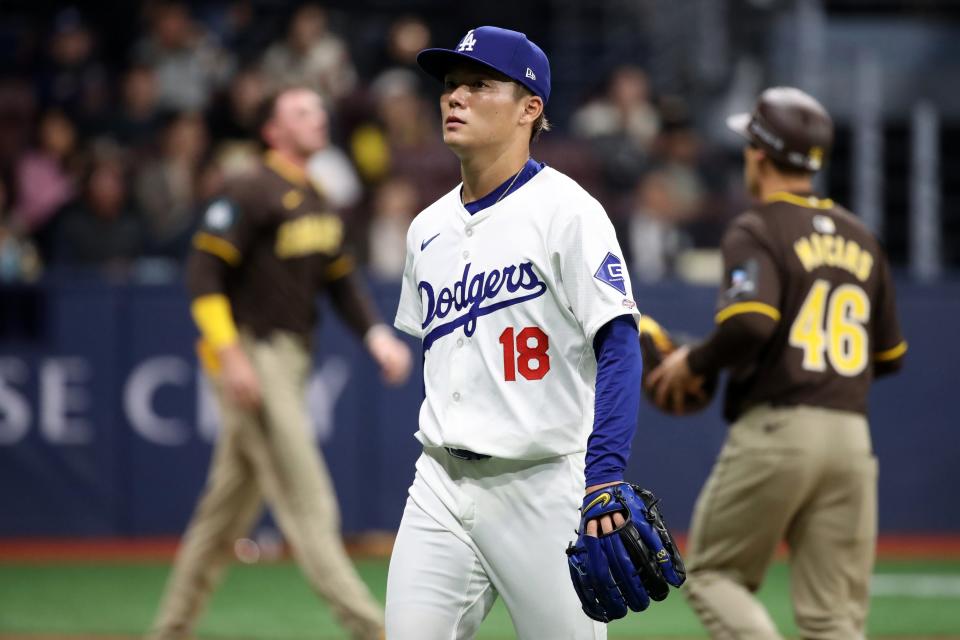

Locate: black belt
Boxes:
[445,447,491,461]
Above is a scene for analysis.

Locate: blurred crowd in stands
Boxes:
[0,2,747,285]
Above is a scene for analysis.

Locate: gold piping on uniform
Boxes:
[193,232,241,266]
[715,301,781,324]
[325,255,355,281]
[264,150,308,186]
[874,340,908,362]
[765,191,834,210]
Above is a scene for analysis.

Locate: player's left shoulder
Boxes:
[404,185,459,246]
[534,166,610,226]
[730,208,770,239]
[829,202,879,244]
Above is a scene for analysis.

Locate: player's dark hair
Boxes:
[751,141,817,178]
[769,157,815,179]
[253,91,282,147]
[514,84,551,143]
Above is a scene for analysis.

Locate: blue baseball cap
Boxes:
[417,26,551,104]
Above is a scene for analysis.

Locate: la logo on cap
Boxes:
[457,29,477,52]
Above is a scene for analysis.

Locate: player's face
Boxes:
[270,89,329,157]
[440,65,530,153]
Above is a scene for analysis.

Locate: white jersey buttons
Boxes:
[457,338,464,347]
[462,251,470,259]
[466,229,474,237]
[452,392,461,401]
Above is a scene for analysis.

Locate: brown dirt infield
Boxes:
[3,533,960,563]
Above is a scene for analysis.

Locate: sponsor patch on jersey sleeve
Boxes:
[724,259,758,301]
[593,252,627,295]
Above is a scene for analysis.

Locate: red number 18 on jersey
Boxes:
[498,326,550,381]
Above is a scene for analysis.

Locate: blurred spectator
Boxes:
[308,145,363,210]
[572,66,660,150]
[385,17,431,70]
[370,69,434,149]
[362,16,433,92]
[0,170,41,283]
[260,5,357,107]
[652,98,712,228]
[200,0,270,67]
[54,153,143,270]
[0,80,36,167]
[134,111,209,256]
[367,177,419,279]
[350,68,454,202]
[95,64,162,153]
[207,66,266,143]
[10,108,80,243]
[134,2,234,112]
[572,66,660,195]
[34,7,110,124]
[627,170,693,283]
[653,124,706,219]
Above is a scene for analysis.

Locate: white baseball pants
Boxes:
[386,446,606,640]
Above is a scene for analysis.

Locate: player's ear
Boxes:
[519,94,544,126]
[746,145,766,171]
[261,117,281,148]
[756,150,775,176]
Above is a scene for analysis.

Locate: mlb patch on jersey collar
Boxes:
[594,252,627,295]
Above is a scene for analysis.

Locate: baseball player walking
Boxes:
[649,87,907,639]
[147,86,411,640]
[386,27,683,640]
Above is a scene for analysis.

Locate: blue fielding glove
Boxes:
[566,483,686,622]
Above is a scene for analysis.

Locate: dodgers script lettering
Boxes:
[419,262,547,349]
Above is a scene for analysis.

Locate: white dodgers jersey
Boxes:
[394,167,640,459]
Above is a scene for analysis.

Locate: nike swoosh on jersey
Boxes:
[421,233,441,251]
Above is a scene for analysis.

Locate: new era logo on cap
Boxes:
[417,26,552,104]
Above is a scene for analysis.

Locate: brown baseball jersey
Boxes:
[688,191,906,422]
[186,150,378,341]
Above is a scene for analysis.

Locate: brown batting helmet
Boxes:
[726,86,833,172]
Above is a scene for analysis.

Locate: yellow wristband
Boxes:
[191,294,239,349]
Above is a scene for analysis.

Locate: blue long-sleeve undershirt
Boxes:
[585,314,642,487]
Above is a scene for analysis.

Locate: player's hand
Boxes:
[646,346,705,415]
[584,481,627,537]
[365,325,412,386]
[218,343,262,410]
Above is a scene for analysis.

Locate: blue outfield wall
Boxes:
[0,277,957,537]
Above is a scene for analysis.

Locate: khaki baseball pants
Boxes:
[147,331,383,640]
[683,404,877,640]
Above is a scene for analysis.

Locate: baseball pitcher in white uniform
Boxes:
[386,26,686,640]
